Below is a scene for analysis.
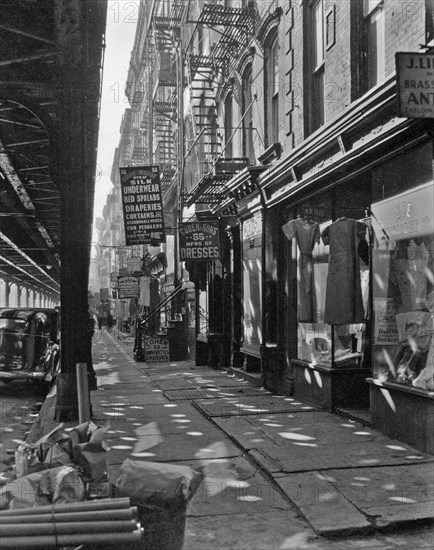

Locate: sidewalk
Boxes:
[28,330,434,549]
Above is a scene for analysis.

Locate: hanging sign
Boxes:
[99,288,109,302]
[178,221,220,261]
[119,165,165,245]
[127,256,142,273]
[144,336,169,362]
[117,275,140,299]
[396,52,434,118]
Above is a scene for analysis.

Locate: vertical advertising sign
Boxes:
[119,166,165,245]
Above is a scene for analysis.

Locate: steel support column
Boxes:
[54,0,104,420]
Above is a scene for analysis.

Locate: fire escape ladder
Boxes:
[170,0,189,27]
[195,1,257,72]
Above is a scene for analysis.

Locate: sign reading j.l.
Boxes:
[396,52,434,118]
[179,221,220,261]
[119,165,165,245]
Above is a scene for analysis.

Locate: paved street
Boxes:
[26,329,434,549]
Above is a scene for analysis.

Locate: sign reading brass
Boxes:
[396,52,434,118]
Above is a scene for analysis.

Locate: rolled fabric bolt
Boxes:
[0,497,132,515]
[0,508,136,524]
[0,527,143,549]
[0,519,138,536]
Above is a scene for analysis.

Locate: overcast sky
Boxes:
[93,2,138,224]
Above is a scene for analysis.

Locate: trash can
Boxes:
[138,498,187,550]
[114,459,203,550]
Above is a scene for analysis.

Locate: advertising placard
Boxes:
[126,256,142,273]
[396,52,434,118]
[178,221,220,261]
[119,165,165,245]
[99,288,109,302]
[117,275,140,299]
[144,336,169,362]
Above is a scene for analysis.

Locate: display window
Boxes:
[284,184,371,368]
[242,213,263,350]
[371,182,434,391]
[198,287,209,336]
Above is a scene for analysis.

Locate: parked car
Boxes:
[0,308,60,385]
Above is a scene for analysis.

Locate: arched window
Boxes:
[224,92,233,159]
[241,64,254,163]
[265,33,279,146]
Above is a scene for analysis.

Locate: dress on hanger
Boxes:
[282,217,320,323]
[321,218,367,324]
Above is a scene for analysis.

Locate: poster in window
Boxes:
[242,213,262,349]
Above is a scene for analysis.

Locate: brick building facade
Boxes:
[110,0,434,452]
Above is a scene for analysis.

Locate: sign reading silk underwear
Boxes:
[119,165,165,245]
[178,221,220,261]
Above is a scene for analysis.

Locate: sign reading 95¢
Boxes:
[178,222,220,261]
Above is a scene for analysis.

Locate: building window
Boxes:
[265,33,279,146]
[363,0,385,89]
[224,92,233,159]
[308,0,325,133]
[427,0,434,45]
[241,64,254,164]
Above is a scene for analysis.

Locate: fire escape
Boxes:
[182,0,257,209]
[152,2,184,192]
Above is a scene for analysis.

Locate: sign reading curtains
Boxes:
[119,165,165,245]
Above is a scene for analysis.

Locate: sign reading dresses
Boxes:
[396,52,434,118]
[144,336,169,362]
[117,275,140,299]
[119,165,165,245]
[178,221,220,261]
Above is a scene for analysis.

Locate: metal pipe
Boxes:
[76,362,90,423]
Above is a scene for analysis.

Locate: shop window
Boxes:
[371,181,434,392]
[363,0,385,89]
[241,64,254,164]
[242,213,263,353]
[307,0,325,134]
[265,32,279,146]
[198,288,209,336]
[283,185,371,369]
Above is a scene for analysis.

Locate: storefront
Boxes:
[258,78,434,453]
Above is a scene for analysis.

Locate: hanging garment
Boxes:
[138,276,151,307]
[282,218,320,323]
[321,218,367,324]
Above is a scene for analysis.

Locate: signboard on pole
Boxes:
[178,221,220,261]
[117,275,140,299]
[119,165,165,245]
[100,288,109,302]
[396,52,434,118]
[127,256,142,273]
[144,336,169,362]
